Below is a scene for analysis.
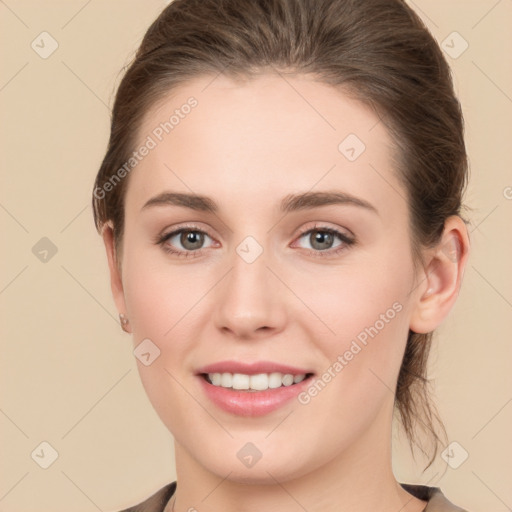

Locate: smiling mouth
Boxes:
[200,372,315,392]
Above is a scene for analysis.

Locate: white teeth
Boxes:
[220,373,232,387]
[211,373,222,386]
[250,373,269,391]
[232,373,250,390]
[206,372,308,391]
[268,372,283,389]
[282,373,294,386]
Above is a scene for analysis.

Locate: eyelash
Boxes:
[154,223,356,259]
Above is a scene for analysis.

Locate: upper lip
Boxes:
[196,360,314,376]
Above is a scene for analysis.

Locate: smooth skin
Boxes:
[102,72,469,512]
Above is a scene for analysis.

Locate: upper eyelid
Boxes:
[160,222,351,238]
[160,224,215,241]
[296,223,353,237]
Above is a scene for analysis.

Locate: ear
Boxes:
[409,215,470,334]
[102,222,131,333]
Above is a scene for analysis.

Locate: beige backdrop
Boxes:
[1,1,511,511]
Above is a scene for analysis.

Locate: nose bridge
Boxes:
[212,234,287,337]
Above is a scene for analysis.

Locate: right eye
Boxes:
[156,226,217,257]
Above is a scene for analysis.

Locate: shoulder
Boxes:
[400,482,470,512]
[115,481,176,512]
[115,481,470,512]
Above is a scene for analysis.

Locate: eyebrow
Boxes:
[141,190,378,215]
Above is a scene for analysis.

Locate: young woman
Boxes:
[92,1,471,510]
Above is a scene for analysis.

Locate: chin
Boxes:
[198,448,314,485]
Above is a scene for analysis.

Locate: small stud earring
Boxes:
[119,313,130,333]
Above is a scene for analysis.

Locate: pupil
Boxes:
[311,231,332,250]
[182,231,203,250]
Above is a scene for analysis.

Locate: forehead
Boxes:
[127,72,403,217]
[137,72,387,151]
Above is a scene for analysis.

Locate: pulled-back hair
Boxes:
[92,0,469,469]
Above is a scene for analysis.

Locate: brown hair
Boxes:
[92,0,469,469]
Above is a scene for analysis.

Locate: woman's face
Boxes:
[112,73,425,482]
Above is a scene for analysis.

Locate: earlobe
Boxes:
[101,222,131,334]
[409,216,470,334]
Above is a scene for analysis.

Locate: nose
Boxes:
[212,242,288,340]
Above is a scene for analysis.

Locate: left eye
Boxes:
[295,227,352,252]
[161,229,215,252]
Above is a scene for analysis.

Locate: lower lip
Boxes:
[197,375,314,417]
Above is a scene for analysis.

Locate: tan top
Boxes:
[117,481,470,512]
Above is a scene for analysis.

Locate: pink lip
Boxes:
[195,360,313,376]
[197,374,314,417]
[195,360,315,417]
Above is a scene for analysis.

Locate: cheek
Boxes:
[298,254,413,349]
[121,245,217,404]
[292,266,412,455]
[121,244,207,339]
[291,246,415,413]
[122,252,205,428]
